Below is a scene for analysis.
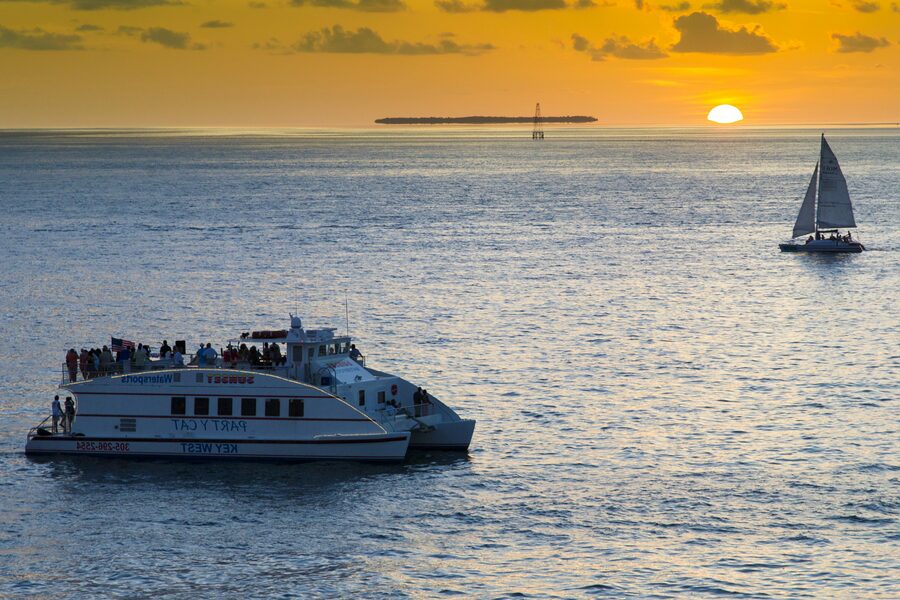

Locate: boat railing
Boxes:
[377,399,453,421]
[27,414,53,439]
[58,355,292,385]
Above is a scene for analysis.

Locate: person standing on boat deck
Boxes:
[100,346,113,374]
[79,349,89,380]
[64,397,75,433]
[118,345,131,373]
[91,349,101,376]
[349,344,362,362]
[51,396,62,433]
[133,344,147,370]
[65,349,78,382]
[171,347,184,367]
[207,343,218,364]
[270,343,283,366]
[159,340,171,359]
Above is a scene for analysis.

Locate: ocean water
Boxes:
[0,128,897,599]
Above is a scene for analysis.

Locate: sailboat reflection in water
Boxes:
[779,134,866,253]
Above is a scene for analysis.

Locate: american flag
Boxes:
[111,337,136,352]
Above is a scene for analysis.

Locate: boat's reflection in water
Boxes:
[28,451,472,500]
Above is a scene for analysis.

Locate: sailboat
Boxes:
[779,134,866,253]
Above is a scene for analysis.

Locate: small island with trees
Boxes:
[375,115,598,125]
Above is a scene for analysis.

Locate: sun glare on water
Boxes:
[707,105,744,124]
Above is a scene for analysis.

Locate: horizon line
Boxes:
[1,122,898,132]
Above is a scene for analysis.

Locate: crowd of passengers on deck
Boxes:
[64,339,297,381]
[805,230,854,244]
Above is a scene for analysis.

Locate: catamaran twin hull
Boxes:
[25,433,411,462]
[779,239,865,253]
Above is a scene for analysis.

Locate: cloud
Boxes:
[852,0,879,10]
[572,32,668,59]
[0,25,83,50]
[483,0,566,10]
[703,0,784,13]
[671,11,778,53]
[435,0,478,10]
[10,0,185,9]
[253,37,283,51]
[659,1,691,10]
[75,23,103,31]
[831,31,890,52]
[200,20,234,28]
[248,1,267,6]
[139,26,205,49]
[289,0,406,11]
[634,0,644,7]
[286,25,493,55]
[116,25,143,35]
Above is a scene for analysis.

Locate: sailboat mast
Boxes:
[815,134,824,234]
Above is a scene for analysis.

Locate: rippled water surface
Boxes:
[0,128,898,598]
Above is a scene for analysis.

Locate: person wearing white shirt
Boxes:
[51,396,62,433]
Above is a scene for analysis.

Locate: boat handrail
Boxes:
[27,414,53,438]
[377,399,453,420]
[58,356,293,384]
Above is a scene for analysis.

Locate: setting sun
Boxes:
[707,105,744,124]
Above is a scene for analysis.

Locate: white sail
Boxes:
[816,136,856,229]
[792,162,817,238]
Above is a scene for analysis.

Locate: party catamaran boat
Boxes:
[779,134,865,253]
[25,315,475,462]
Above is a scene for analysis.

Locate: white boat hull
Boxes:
[409,419,476,451]
[25,432,410,462]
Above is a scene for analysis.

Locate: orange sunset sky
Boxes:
[0,0,897,127]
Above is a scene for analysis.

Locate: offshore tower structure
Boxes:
[532,103,544,140]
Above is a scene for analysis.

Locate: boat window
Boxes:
[171,396,186,415]
[318,345,326,357]
[173,373,181,383]
[308,347,315,360]
[289,399,304,417]
[194,397,209,416]
[358,389,365,406]
[378,391,385,404]
[195,373,203,383]
[292,346,302,363]
[241,397,256,417]
[218,397,233,416]
[265,398,280,417]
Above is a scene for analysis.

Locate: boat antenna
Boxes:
[345,293,350,338]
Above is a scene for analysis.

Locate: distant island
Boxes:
[375,116,598,125]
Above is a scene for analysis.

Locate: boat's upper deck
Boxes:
[59,317,377,391]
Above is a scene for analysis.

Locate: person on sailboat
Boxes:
[806,236,813,244]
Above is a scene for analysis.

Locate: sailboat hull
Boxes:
[779,239,865,253]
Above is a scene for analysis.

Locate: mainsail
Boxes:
[816,135,856,229]
[792,162,817,238]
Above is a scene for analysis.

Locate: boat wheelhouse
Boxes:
[26,315,475,461]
